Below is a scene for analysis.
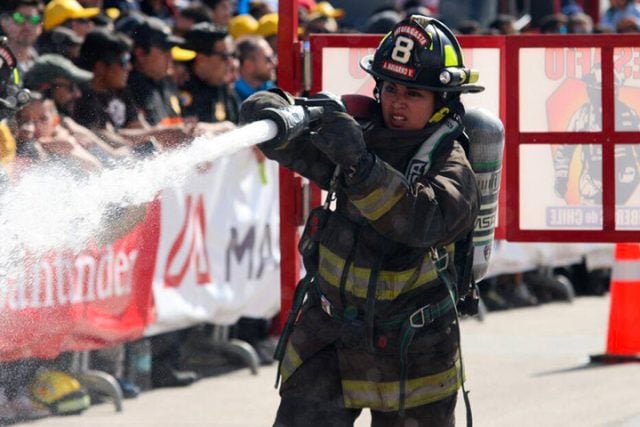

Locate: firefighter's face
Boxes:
[380,81,436,130]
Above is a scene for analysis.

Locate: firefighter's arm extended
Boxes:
[238,89,342,190]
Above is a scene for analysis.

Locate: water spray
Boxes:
[0,92,345,267]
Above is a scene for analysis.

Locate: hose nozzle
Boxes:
[257,105,324,146]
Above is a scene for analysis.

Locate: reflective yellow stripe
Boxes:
[342,358,462,410]
[351,166,405,220]
[279,343,302,383]
[318,245,452,300]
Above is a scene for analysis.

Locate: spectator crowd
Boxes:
[0,0,627,422]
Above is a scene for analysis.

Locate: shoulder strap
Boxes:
[405,117,464,185]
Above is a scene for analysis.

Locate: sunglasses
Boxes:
[7,11,42,26]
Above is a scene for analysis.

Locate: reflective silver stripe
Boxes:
[611,260,640,282]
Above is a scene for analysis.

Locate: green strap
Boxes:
[274,274,313,388]
[437,265,473,427]
[398,322,415,416]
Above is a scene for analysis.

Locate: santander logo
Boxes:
[164,194,212,287]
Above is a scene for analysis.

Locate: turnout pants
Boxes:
[273,344,457,427]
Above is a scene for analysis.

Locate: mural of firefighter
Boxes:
[551,66,640,207]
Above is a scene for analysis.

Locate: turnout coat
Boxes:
[262,106,480,412]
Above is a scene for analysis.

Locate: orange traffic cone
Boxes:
[591,243,640,363]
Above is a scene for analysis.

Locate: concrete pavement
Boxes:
[26,295,640,426]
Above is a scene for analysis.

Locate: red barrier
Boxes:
[0,201,160,362]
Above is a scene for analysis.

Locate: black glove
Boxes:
[239,88,293,125]
[311,111,373,180]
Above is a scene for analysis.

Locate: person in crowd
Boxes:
[616,15,640,32]
[202,0,233,26]
[601,0,640,32]
[128,18,233,144]
[12,92,102,175]
[73,28,192,153]
[256,12,278,53]
[23,53,131,165]
[43,0,99,38]
[303,1,344,36]
[177,23,240,124]
[139,0,176,24]
[240,15,481,425]
[456,19,482,34]
[173,1,213,37]
[234,35,276,101]
[567,11,594,34]
[37,26,83,60]
[128,17,187,126]
[0,0,44,73]
[538,13,568,33]
[489,13,518,34]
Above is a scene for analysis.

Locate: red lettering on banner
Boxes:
[164,194,212,287]
[0,247,137,311]
[545,48,597,80]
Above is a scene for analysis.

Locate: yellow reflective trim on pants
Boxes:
[279,343,303,384]
[342,358,462,410]
[318,245,452,301]
[351,167,406,220]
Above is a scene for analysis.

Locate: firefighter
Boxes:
[241,15,482,426]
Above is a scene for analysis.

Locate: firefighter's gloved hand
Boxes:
[239,88,293,125]
[311,111,373,182]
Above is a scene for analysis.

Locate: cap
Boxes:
[44,0,100,31]
[24,54,93,89]
[172,22,228,61]
[229,14,258,39]
[257,13,278,38]
[132,17,185,49]
[77,28,132,70]
[47,26,83,46]
[310,1,344,19]
[114,12,146,36]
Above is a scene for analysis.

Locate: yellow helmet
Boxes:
[29,370,91,415]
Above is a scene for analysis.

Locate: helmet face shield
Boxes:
[360,15,484,94]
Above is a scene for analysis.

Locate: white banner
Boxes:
[146,148,280,335]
